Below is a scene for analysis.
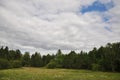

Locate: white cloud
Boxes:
[99,0,112,4]
[0,0,120,54]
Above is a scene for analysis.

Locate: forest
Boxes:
[0,42,120,72]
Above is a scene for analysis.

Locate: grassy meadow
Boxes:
[0,67,120,80]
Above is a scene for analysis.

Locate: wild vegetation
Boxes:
[0,67,120,80]
[0,42,120,72]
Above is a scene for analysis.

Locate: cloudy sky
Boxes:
[0,0,120,54]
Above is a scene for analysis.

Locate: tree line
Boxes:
[0,42,120,72]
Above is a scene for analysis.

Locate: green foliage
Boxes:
[15,49,22,60]
[22,52,30,67]
[46,49,65,68]
[11,60,22,68]
[0,59,22,69]
[0,42,120,72]
[0,46,22,69]
[92,64,101,71]
[63,51,77,69]
[42,54,55,66]
[46,60,57,69]
[31,52,42,67]
[0,58,11,69]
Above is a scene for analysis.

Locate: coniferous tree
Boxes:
[22,52,30,66]
[31,52,42,67]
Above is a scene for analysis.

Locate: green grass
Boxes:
[0,67,120,80]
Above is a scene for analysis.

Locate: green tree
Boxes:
[42,54,55,66]
[0,58,11,69]
[15,49,22,60]
[46,49,64,68]
[63,51,77,69]
[22,52,30,66]
[31,52,42,67]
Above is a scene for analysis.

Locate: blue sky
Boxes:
[81,0,114,14]
[0,0,120,54]
[81,0,114,32]
[104,26,112,32]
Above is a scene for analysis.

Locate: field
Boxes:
[0,67,120,80]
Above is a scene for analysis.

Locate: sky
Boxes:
[0,0,120,55]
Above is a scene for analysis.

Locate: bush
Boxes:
[92,64,101,71]
[0,58,11,69]
[46,61,57,69]
[11,60,22,68]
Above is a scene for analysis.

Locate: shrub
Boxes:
[0,58,11,69]
[11,60,22,68]
[92,64,101,71]
[46,61,57,69]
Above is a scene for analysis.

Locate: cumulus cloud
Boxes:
[0,0,120,54]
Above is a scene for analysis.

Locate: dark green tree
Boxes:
[42,54,55,66]
[31,52,42,67]
[46,49,64,68]
[22,52,30,66]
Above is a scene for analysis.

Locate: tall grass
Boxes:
[0,67,120,80]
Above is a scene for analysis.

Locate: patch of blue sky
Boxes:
[104,26,112,32]
[103,17,109,22]
[81,0,114,14]
[102,15,111,22]
[80,0,114,31]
